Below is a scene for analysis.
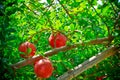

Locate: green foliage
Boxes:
[0,0,120,80]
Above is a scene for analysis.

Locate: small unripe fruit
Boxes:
[18,42,36,58]
[96,75,107,80]
[34,59,53,78]
[49,32,67,48]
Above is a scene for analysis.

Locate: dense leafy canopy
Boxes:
[0,0,120,80]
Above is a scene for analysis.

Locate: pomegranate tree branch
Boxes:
[11,36,114,69]
[57,46,119,80]
[88,0,110,36]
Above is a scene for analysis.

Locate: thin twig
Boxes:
[23,3,40,16]
[57,0,72,19]
[114,12,120,29]
[110,2,117,17]
[26,28,51,41]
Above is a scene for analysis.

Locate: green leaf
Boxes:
[26,48,32,54]
[17,0,24,3]
[47,0,51,4]
[64,26,69,31]
[70,24,75,30]
[28,30,36,35]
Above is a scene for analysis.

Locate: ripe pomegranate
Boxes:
[18,42,36,58]
[49,32,67,48]
[34,59,53,78]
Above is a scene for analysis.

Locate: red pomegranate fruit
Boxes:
[49,32,67,48]
[18,42,36,58]
[96,75,107,80]
[34,58,53,78]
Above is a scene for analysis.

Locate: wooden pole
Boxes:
[57,46,119,80]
